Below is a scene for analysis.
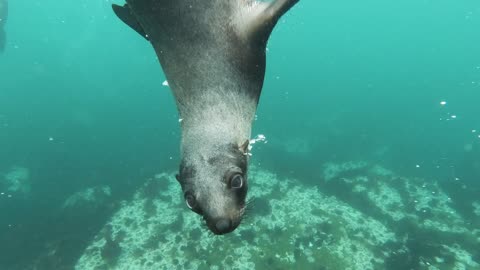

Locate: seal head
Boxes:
[177,141,249,234]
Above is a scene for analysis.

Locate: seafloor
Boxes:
[63,162,480,270]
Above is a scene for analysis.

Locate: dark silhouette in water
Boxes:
[0,0,7,53]
[112,0,299,235]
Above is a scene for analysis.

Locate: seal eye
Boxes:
[185,193,196,209]
[230,174,244,189]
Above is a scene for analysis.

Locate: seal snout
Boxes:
[207,217,238,235]
[215,218,232,234]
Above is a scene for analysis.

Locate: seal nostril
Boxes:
[215,219,231,233]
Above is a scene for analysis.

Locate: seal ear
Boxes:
[112,4,149,40]
[239,140,250,155]
[241,0,300,45]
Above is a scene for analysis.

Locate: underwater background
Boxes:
[1,0,479,269]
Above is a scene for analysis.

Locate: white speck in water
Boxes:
[0,192,4,195]
[178,118,183,123]
[7,194,12,198]
[169,157,173,160]
[440,101,447,106]
[473,130,477,133]
[455,177,460,181]
[49,137,54,141]
[416,164,420,168]
[451,115,457,119]
[162,80,169,87]
[248,134,267,152]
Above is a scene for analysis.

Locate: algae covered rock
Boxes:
[1,166,31,197]
[75,164,479,269]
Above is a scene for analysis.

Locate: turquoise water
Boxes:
[1,0,479,269]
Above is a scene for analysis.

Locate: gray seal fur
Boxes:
[112,0,299,234]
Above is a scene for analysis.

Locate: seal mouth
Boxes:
[205,205,246,235]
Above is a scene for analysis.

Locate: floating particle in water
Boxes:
[440,101,447,106]
[451,115,457,119]
[49,137,54,141]
[416,164,421,168]
[473,130,477,133]
[248,134,267,152]
[178,118,183,123]
[162,80,169,87]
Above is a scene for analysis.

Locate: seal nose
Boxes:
[215,218,232,234]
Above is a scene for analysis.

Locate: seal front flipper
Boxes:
[112,4,149,40]
[238,0,300,45]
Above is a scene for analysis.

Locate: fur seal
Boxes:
[112,0,299,235]
[0,0,7,53]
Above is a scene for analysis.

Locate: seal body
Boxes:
[0,0,7,53]
[113,0,299,234]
